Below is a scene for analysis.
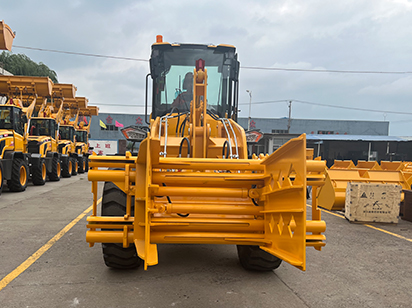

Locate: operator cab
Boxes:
[149,39,240,121]
[0,105,25,135]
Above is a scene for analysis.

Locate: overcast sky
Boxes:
[2,0,412,135]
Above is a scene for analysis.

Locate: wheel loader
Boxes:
[55,96,86,178]
[74,105,98,173]
[26,83,76,184]
[87,36,326,271]
[0,76,53,193]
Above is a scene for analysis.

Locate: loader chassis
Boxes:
[87,38,326,271]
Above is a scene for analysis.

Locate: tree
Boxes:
[0,51,58,83]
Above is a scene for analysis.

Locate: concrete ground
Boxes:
[0,175,411,308]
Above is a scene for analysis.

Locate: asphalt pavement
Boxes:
[0,175,411,308]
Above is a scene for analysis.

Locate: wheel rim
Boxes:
[19,165,27,186]
[57,162,61,177]
[42,163,46,180]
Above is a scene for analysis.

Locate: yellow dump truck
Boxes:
[86,36,326,271]
[75,105,98,173]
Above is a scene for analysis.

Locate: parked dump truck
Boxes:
[86,36,326,271]
[0,76,53,193]
[75,104,98,173]
[56,96,87,177]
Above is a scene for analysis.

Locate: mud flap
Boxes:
[260,134,307,271]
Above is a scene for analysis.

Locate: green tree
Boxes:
[0,51,58,83]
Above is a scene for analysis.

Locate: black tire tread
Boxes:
[101,181,140,269]
[78,157,85,174]
[48,156,61,181]
[61,159,72,178]
[7,158,28,192]
[32,159,46,186]
[237,245,282,271]
[71,158,78,176]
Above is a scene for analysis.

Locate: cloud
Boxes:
[2,0,412,135]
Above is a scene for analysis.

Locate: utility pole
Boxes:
[246,90,252,131]
[287,100,292,133]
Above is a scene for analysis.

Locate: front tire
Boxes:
[32,159,47,185]
[48,156,61,181]
[78,156,85,174]
[71,158,78,176]
[101,182,141,269]
[237,245,282,271]
[85,157,89,172]
[61,158,72,178]
[7,158,29,192]
[0,161,4,195]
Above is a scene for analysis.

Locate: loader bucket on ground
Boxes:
[380,161,406,171]
[0,21,15,51]
[318,168,412,211]
[330,160,356,169]
[356,160,381,170]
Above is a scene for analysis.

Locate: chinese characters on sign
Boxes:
[88,140,118,155]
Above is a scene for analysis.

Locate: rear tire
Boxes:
[101,182,141,269]
[7,158,29,192]
[32,159,47,185]
[237,245,282,271]
[48,156,61,181]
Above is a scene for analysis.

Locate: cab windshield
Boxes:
[75,130,87,143]
[59,126,74,141]
[150,44,239,120]
[29,119,55,137]
[0,105,25,135]
[0,106,14,129]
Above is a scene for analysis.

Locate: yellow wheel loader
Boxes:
[87,36,326,271]
[75,105,98,173]
[0,76,50,193]
[55,96,86,178]
[26,83,76,184]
